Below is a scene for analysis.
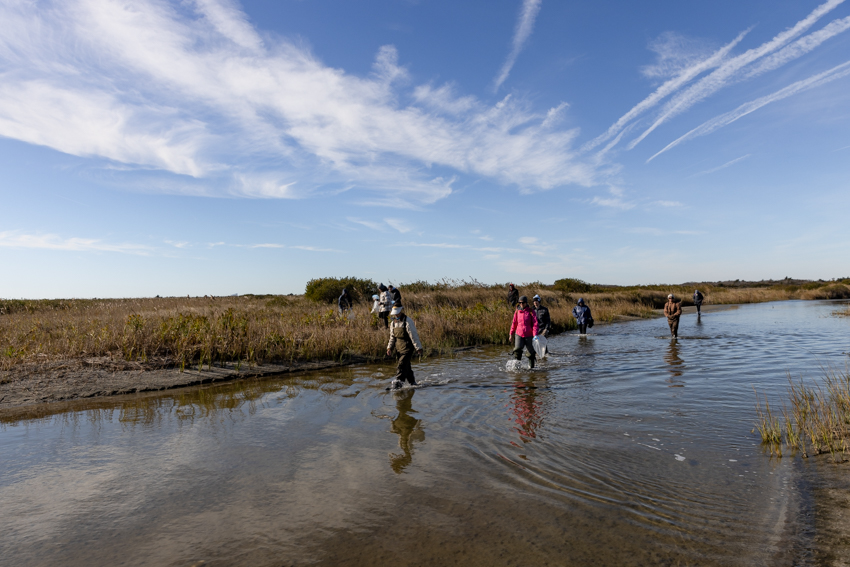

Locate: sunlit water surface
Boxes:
[1,300,849,566]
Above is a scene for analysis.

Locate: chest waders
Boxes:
[392,323,417,385]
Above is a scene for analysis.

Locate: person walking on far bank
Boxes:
[507,283,519,308]
[509,296,539,368]
[378,284,391,328]
[532,295,550,337]
[388,284,402,305]
[664,294,682,338]
[693,289,704,316]
[572,298,593,335]
[387,303,423,389]
[338,288,352,316]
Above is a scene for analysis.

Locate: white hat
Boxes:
[668,294,674,298]
[390,306,404,316]
[533,294,541,301]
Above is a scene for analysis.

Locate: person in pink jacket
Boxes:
[509,296,539,368]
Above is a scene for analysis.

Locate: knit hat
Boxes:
[518,295,528,303]
[532,294,541,302]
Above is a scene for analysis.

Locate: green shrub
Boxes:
[304,277,377,304]
[553,278,592,294]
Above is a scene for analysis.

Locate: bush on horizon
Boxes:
[304,277,377,305]
[553,278,593,294]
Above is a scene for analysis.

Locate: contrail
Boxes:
[493,0,542,91]
[630,0,845,149]
[647,60,850,162]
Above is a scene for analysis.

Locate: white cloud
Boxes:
[653,200,684,208]
[590,196,635,210]
[0,231,151,254]
[0,0,596,206]
[690,154,751,177]
[384,218,412,233]
[518,236,538,245]
[630,0,846,148]
[493,0,543,91]
[648,61,850,161]
[584,29,749,151]
[744,14,850,79]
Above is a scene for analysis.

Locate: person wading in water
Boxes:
[693,289,704,316]
[572,298,593,335]
[509,296,539,368]
[664,294,683,338]
[387,302,423,390]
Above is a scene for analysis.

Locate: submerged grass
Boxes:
[755,368,850,461]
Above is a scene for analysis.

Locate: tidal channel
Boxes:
[1,300,848,566]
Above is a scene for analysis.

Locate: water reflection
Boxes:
[508,378,548,444]
[664,339,685,386]
[389,389,424,474]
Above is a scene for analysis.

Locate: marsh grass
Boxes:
[0,288,577,373]
[755,368,850,461]
[3,281,847,375]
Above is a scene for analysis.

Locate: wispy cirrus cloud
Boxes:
[0,231,151,254]
[493,0,543,91]
[648,60,850,161]
[0,0,595,207]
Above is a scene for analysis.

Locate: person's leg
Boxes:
[523,337,536,368]
[671,318,679,338]
[513,335,525,360]
[579,323,587,334]
[696,304,701,315]
[400,351,415,385]
[667,319,674,336]
[380,311,389,328]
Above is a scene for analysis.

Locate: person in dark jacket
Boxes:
[388,285,402,304]
[572,298,592,335]
[693,289,704,315]
[532,295,550,337]
[507,283,519,308]
[338,288,352,315]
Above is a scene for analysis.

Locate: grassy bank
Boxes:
[2,279,848,374]
[756,368,850,461]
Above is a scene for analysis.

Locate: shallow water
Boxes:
[1,300,849,566]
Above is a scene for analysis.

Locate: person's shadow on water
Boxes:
[389,389,425,474]
[665,339,685,386]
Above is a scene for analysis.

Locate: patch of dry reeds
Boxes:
[0,289,577,372]
[754,368,850,461]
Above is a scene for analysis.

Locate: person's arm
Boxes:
[406,318,423,352]
[387,325,396,352]
[532,312,539,336]
[509,311,518,337]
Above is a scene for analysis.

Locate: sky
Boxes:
[1,0,849,298]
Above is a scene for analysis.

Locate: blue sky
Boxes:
[1,0,849,298]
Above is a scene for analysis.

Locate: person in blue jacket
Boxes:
[572,298,593,335]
